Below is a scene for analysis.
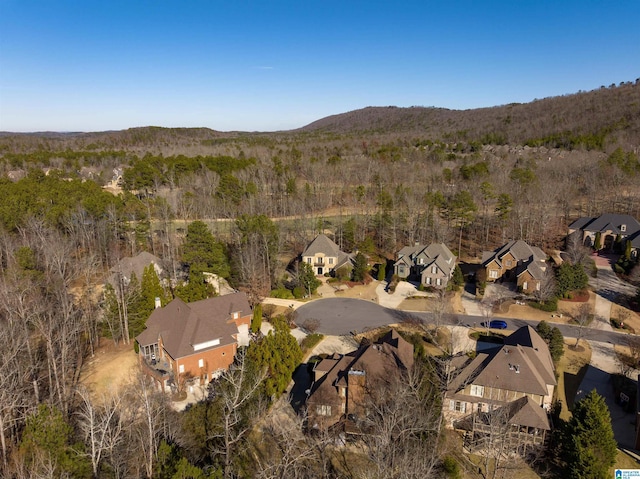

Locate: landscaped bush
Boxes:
[300,333,324,353]
[270,288,294,299]
[528,297,558,312]
[292,286,305,299]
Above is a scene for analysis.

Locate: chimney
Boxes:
[155,297,161,309]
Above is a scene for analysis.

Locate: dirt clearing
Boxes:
[80,341,139,397]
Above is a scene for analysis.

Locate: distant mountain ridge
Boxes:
[298,81,640,148]
[1,81,639,151]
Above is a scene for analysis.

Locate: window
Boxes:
[477,403,484,412]
[489,270,498,279]
[454,401,466,413]
[419,258,424,264]
[198,359,204,368]
[432,266,437,274]
[621,224,627,232]
[399,266,405,274]
[233,312,239,319]
[341,402,346,413]
[436,278,442,286]
[316,405,332,416]
[470,385,484,397]
[179,364,185,374]
[426,277,432,285]
[523,281,528,290]
[306,257,312,264]
[536,282,541,291]
[329,258,334,264]
[340,387,346,397]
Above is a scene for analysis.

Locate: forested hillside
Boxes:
[0,80,638,478]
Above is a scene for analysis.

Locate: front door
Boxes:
[317,267,323,275]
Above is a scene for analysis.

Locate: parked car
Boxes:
[482,320,508,329]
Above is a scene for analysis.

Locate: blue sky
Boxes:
[1,1,639,132]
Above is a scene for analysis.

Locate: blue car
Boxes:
[488,320,507,329]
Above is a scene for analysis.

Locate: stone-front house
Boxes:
[444,326,555,452]
[306,330,414,431]
[568,213,640,259]
[301,234,354,276]
[393,243,456,288]
[482,240,547,294]
[135,292,252,391]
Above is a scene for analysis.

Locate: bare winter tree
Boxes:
[565,231,591,266]
[533,267,557,303]
[572,303,593,348]
[75,387,124,478]
[354,360,444,478]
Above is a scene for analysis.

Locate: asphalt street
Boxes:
[296,297,635,346]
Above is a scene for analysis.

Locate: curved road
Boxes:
[296,297,635,346]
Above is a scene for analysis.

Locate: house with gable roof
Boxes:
[108,251,163,287]
[568,213,640,258]
[135,292,252,390]
[482,240,547,294]
[306,329,414,431]
[444,325,556,452]
[393,243,457,288]
[301,234,354,276]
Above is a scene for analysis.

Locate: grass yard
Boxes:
[555,339,592,420]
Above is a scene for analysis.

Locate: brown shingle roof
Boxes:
[135,292,250,359]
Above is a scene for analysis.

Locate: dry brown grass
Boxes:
[79,340,139,398]
[555,339,592,420]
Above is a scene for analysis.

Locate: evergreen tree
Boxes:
[20,404,91,478]
[251,303,262,334]
[183,220,230,277]
[247,315,302,397]
[561,390,617,478]
[377,262,386,281]
[174,271,214,303]
[352,252,368,282]
[297,261,321,295]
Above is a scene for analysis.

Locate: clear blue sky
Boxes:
[1,1,639,132]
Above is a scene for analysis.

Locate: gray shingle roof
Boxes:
[135,292,250,359]
[302,234,343,257]
[570,214,640,236]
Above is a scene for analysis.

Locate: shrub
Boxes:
[528,297,558,312]
[292,286,305,299]
[442,456,462,479]
[300,333,324,353]
[270,288,294,299]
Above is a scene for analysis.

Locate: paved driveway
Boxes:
[576,340,638,448]
[295,298,422,336]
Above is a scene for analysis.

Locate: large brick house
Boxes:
[568,213,640,259]
[306,330,414,431]
[136,292,252,390]
[393,243,456,288]
[482,240,547,294]
[444,326,555,452]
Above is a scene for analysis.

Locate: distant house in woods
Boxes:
[301,234,354,276]
[135,292,252,391]
[482,240,547,294]
[445,325,556,454]
[568,213,640,259]
[108,251,163,287]
[393,243,456,288]
[305,329,414,431]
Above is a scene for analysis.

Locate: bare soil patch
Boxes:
[79,340,139,397]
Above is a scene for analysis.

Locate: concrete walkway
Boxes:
[262,297,306,309]
[375,279,425,309]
